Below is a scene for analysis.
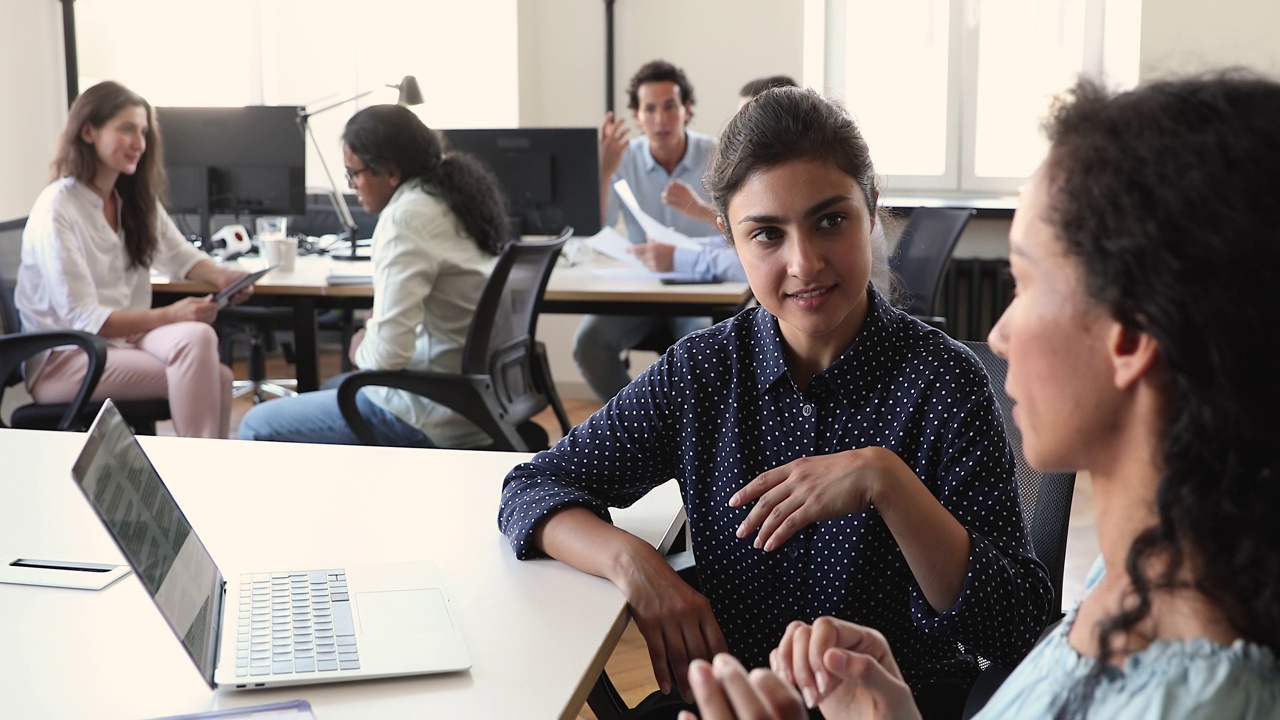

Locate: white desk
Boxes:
[0,429,683,719]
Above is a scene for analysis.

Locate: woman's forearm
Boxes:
[874,453,972,613]
[98,307,173,338]
[533,506,668,594]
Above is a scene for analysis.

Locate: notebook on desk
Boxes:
[69,400,471,690]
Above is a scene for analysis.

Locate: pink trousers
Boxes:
[31,322,233,439]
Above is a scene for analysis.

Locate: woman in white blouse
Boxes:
[238,104,510,447]
[16,81,250,438]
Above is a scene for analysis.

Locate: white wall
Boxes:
[0,0,67,222]
[1139,0,1280,80]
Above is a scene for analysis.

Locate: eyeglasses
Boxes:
[344,167,372,186]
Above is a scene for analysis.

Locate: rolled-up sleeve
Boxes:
[672,237,747,282]
[499,351,684,559]
[907,375,1054,666]
[38,207,113,334]
[151,206,205,280]
[354,207,441,371]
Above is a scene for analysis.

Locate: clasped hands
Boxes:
[676,617,920,720]
[628,448,914,707]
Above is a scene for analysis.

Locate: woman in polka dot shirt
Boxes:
[680,76,1280,720]
[499,88,1052,718]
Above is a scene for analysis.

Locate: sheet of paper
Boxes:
[582,226,644,266]
[613,180,701,249]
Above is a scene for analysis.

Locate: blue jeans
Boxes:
[237,387,436,447]
[572,314,709,402]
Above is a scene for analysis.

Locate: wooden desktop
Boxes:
[152,253,752,392]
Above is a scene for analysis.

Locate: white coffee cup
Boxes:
[262,236,298,272]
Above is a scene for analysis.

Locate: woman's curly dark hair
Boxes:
[343,105,508,255]
[1043,73,1280,717]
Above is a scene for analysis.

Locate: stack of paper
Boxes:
[326,269,373,286]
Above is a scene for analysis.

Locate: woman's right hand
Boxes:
[164,296,219,325]
[616,545,728,702]
[771,617,919,720]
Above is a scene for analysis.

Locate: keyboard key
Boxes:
[339,660,360,670]
[332,601,355,636]
[337,637,357,647]
[318,659,338,672]
[272,661,293,674]
[294,658,316,673]
[250,666,270,676]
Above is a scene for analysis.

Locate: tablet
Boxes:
[213,266,274,308]
[659,274,717,285]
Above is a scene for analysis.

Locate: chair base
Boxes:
[232,378,298,403]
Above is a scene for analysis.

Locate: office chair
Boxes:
[888,208,975,329]
[0,217,171,433]
[217,306,299,403]
[336,230,573,451]
[960,340,1076,719]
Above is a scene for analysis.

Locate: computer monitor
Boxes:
[441,128,600,237]
[156,106,306,243]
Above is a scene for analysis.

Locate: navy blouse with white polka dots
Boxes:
[499,289,1052,692]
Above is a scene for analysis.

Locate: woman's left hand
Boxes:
[730,447,910,552]
[677,654,808,720]
[216,269,254,305]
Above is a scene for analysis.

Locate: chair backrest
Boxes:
[962,340,1076,618]
[0,217,26,337]
[460,228,570,420]
[889,208,974,318]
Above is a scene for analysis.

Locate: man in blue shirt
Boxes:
[574,60,720,402]
[628,74,892,297]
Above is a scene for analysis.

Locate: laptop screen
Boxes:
[70,401,223,688]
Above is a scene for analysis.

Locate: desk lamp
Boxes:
[297,76,425,261]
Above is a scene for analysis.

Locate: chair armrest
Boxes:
[336,369,530,450]
[0,330,108,430]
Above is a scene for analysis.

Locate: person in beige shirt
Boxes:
[238,104,509,447]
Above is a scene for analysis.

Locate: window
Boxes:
[806,0,1141,196]
[74,0,520,191]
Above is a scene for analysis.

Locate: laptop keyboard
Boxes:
[235,570,360,677]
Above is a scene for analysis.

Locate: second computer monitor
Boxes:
[441,128,600,237]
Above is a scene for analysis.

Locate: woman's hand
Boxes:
[600,111,631,179]
[730,447,911,552]
[616,546,728,702]
[771,617,918,720]
[215,268,254,306]
[163,296,219,324]
[347,327,366,368]
[677,654,808,720]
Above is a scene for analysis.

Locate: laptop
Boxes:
[70,400,471,690]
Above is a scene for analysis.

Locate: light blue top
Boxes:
[974,559,1280,719]
[606,130,719,245]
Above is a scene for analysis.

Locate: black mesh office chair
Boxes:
[0,217,171,433]
[960,340,1076,718]
[889,208,975,329]
[336,231,573,451]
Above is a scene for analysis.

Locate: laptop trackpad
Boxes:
[357,589,453,640]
